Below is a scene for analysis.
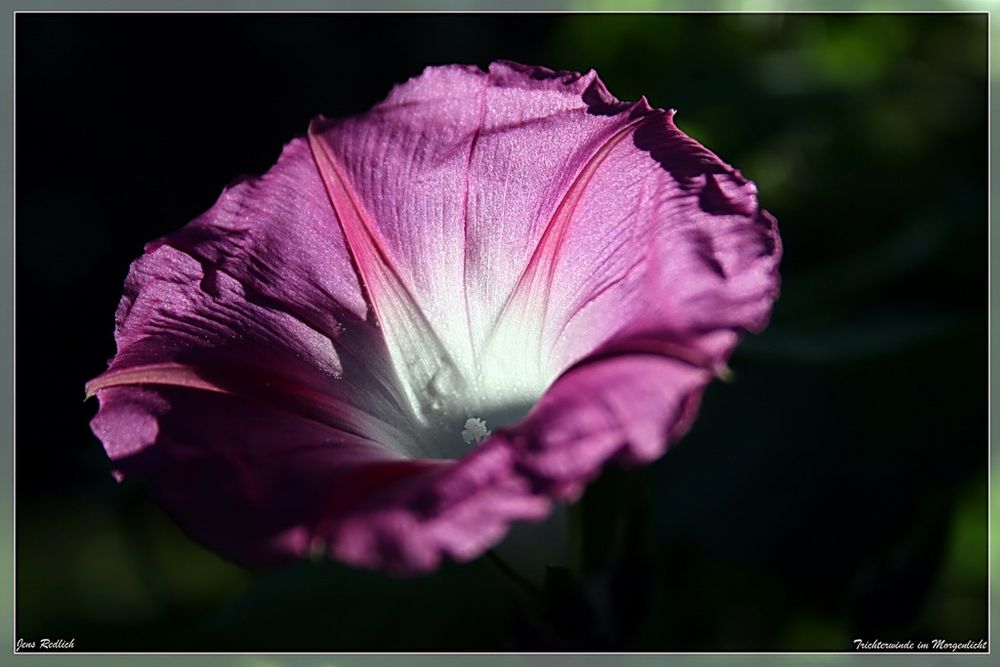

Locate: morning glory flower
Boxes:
[87,62,780,573]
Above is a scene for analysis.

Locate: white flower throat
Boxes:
[392,311,557,459]
[407,344,551,459]
[309,133,556,460]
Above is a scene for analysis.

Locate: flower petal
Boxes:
[92,383,446,566]
[308,62,659,403]
[89,239,422,457]
[501,343,719,501]
[308,61,779,406]
[533,117,781,375]
[90,131,471,455]
[306,122,466,428]
[92,380,551,572]
[486,110,781,388]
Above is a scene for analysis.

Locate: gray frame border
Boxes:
[1,2,993,666]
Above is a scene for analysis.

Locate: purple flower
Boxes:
[87,62,781,574]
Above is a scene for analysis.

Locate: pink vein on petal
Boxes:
[86,362,413,452]
[85,363,233,399]
[484,112,654,358]
[461,78,489,362]
[306,123,465,422]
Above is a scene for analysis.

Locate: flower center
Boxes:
[400,362,546,460]
[411,388,540,459]
[381,307,557,458]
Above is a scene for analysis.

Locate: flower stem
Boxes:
[485,549,542,600]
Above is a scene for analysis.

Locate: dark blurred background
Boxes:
[15,13,987,651]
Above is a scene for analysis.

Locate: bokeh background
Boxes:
[15,12,987,651]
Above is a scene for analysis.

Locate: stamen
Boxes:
[461,417,492,445]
